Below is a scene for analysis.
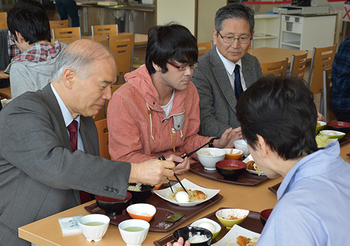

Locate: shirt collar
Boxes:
[216,46,242,75]
[50,83,80,127]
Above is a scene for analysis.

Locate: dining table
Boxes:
[18,141,350,246]
[249,47,313,65]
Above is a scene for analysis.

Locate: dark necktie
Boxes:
[234,64,243,100]
[67,120,92,204]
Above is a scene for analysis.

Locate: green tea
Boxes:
[123,226,145,232]
[84,222,105,226]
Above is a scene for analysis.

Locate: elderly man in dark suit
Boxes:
[0,39,174,246]
[192,3,263,140]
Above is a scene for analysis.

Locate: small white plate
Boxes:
[242,155,266,176]
[153,179,220,207]
[211,224,260,246]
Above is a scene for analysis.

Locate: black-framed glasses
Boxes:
[217,30,252,44]
[167,61,198,71]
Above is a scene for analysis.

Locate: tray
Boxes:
[85,182,223,233]
[339,131,350,146]
[268,182,281,194]
[190,162,269,186]
[153,207,264,246]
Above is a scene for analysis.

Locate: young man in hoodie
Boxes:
[107,23,239,174]
[4,0,67,99]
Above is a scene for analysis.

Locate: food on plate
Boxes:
[166,187,207,203]
[237,235,258,246]
[165,212,186,223]
[246,161,262,176]
[127,183,142,191]
[317,122,321,126]
[198,222,216,234]
[175,191,189,203]
[316,134,329,147]
[188,234,210,243]
[197,149,213,156]
[326,131,337,135]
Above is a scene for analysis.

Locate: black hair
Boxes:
[145,23,198,74]
[215,3,255,35]
[7,0,51,44]
[236,76,318,160]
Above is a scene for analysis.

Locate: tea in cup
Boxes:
[118,219,150,246]
[78,214,110,242]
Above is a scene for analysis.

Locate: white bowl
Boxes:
[234,140,249,156]
[197,148,226,170]
[118,219,150,246]
[190,218,222,239]
[78,214,110,242]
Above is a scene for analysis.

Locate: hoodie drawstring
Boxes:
[147,103,156,143]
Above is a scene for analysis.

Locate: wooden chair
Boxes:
[197,41,212,58]
[0,12,7,22]
[289,52,308,80]
[94,84,123,122]
[109,33,134,84]
[322,68,337,122]
[95,119,111,160]
[52,27,81,40]
[0,20,7,30]
[307,45,336,112]
[49,20,68,37]
[260,58,288,76]
[91,24,118,38]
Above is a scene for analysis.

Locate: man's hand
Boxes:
[166,237,190,246]
[213,127,242,148]
[317,112,324,121]
[0,71,9,79]
[169,155,190,175]
[129,156,175,185]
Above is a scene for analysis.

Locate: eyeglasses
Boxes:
[217,30,252,44]
[167,61,198,71]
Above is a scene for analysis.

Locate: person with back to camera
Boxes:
[169,75,350,245]
[0,39,175,246]
[191,3,263,141]
[4,0,67,100]
[107,23,238,174]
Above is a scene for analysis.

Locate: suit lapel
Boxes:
[210,49,237,112]
[79,117,95,155]
[241,55,254,88]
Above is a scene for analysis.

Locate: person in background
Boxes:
[192,3,262,141]
[0,39,175,246]
[331,34,350,123]
[4,0,67,100]
[107,23,237,174]
[55,0,79,27]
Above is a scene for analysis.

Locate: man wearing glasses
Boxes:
[192,3,263,141]
[107,24,237,174]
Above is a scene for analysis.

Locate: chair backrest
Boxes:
[0,12,7,22]
[197,41,212,58]
[322,68,337,122]
[260,58,288,76]
[289,52,308,80]
[91,24,118,38]
[95,119,111,160]
[0,20,7,30]
[0,92,10,100]
[308,44,336,95]
[50,20,69,37]
[94,84,123,122]
[109,33,134,84]
[53,27,81,39]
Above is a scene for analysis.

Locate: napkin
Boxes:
[58,215,84,236]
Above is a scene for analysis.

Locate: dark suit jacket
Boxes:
[192,48,263,137]
[0,84,131,246]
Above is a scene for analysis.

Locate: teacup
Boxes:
[118,219,150,246]
[78,214,110,242]
[234,140,249,156]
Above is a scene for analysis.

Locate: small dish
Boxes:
[126,203,156,222]
[95,192,132,216]
[327,121,350,133]
[320,130,346,140]
[242,155,266,176]
[215,208,249,229]
[190,218,221,239]
[222,148,244,160]
[197,148,226,170]
[316,121,326,133]
[216,160,246,181]
[153,179,220,207]
[260,208,273,226]
[173,226,212,246]
[210,224,260,246]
